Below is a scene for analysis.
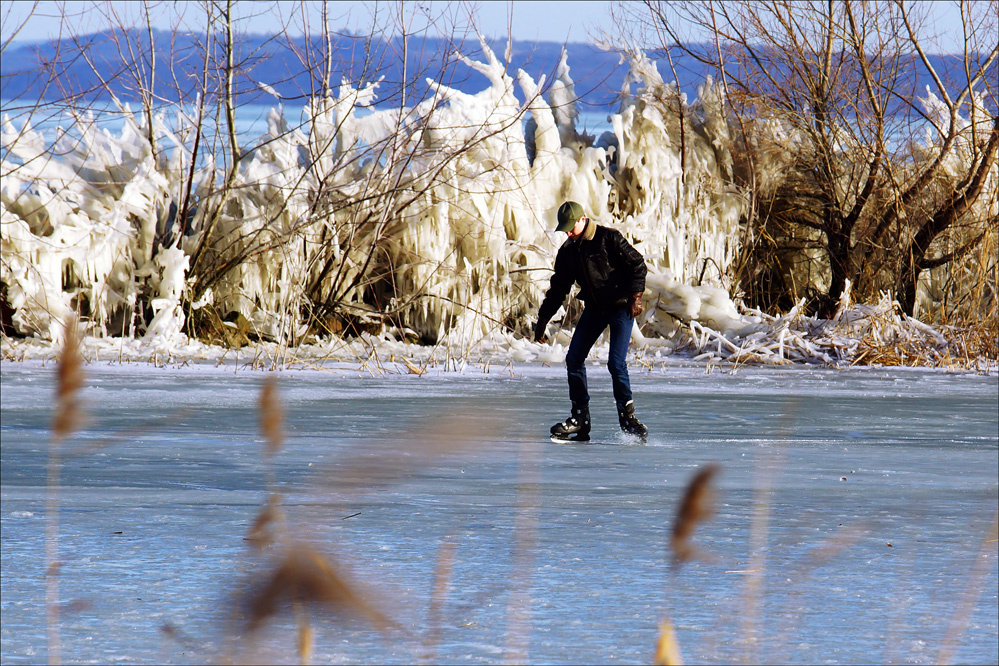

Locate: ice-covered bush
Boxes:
[1,40,751,348]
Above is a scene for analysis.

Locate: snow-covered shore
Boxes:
[3,286,994,374]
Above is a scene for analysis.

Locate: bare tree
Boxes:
[177,1,541,346]
[616,0,998,321]
[2,0,548,348]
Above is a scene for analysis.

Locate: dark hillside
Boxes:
[0,30,717,109]
[1,30,986,114]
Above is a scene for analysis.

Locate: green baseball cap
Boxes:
[555,201,585,232]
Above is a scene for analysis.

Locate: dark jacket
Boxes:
[536,222,647,330]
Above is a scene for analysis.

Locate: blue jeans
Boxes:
[565,306,634,410]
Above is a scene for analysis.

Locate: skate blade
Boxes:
[550,434,591,444]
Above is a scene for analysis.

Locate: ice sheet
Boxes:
[1,361,997,664]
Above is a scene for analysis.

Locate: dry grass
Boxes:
[659,290,998,370]
[851,317,999,368]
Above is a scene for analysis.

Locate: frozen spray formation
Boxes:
[0,41,985,365]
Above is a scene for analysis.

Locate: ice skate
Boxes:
[617,400,648,442]
[550,403,591,442]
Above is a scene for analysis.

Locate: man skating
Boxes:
[534,201,649,442]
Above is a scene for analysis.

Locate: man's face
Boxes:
[566,216,587,239]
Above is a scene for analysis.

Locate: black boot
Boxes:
[551,402,591,442]
[618,400,648,441]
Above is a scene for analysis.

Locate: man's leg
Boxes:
[606,307,634,409]
[551,308,606,441]
[565,307,607,407]
[607,308,648,439]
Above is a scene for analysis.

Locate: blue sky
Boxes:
[1,0,975,51]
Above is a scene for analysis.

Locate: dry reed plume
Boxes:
[241,545,394,633]
[52,322,83,440]
[654,619,683,665]
[246,494,283,551]
[260,376,284,457]
[670,464,720,565]
[659,467,725,665]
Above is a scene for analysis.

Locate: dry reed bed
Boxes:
[664,292,998,370]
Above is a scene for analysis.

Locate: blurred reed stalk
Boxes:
[260,376,284,488]
[938,508,999,664]
[257,376,317,663]
[768,523,869,664]
[740,398,796,661]
[504,440,541,664]
[420,538,457,664]
[662,464,721,665]
[245,377,288,555]
[239,376,406,663]
[47,319,84,665]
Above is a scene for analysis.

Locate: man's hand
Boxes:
[629,293,643,319]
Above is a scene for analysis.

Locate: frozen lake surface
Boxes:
[2,360,997,664]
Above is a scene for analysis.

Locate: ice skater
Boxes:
[533,201,649,442]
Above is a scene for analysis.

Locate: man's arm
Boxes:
[534,247,575,341]
[613,231,647,295]
[612,231,647,319]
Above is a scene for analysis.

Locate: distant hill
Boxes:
[0,29,633,109]
[0,29,981,113]
[0,29,761,111]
